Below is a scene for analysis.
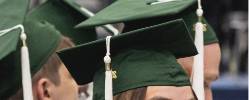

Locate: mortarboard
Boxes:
[27,0,97,45]
[0,0,31,99]
[0,0,29,61]
[27,0,122,44]
[58,19,198,100]
[74,0,218,99]
[75,0,218,44]
[0,18,62,99]
[76,0,196,27]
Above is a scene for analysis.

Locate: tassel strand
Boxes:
[0,25,33,100]
[191,0,205,99]
[104,36,113,100]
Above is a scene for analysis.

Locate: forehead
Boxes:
[145,86,195,100]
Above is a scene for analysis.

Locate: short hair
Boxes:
[33,36,75,85]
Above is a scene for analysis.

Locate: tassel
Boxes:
[149,0,179,5]
[80,7,119,36]
[191,22,205,100]
[191,0,205,98]
[102,25,119,36]
[105,70,113,100]
[0,25,33,100]
[104,36,113,100]
[20,32,34,100]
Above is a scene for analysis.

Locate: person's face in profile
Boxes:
[46,64,79,100]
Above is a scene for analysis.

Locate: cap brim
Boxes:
[0,0,29,60]
[75,0,195,28]
[58,19,197,84]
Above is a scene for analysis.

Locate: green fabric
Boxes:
[76,0,218,44]
[145,0,159,4]
[23,20,61,76]
[49,0,85,13]
[58,19,197,85]
[27,0,96,45]
[0,0,95,98]
[0,0,29,61]
[76,0,196,27]
[0,19,61,98]
[182,12,218,44]
[123,11,219,45]
[93,50,191,100]
[0,0,29,98]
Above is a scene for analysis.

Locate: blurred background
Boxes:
[203,0,248,100]
[31,0,248,99]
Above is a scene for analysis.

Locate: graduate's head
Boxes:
[108,49,197,100]
[32,38,78,100]
[0,0,100,99]
[10,36,78,100]
[58,19,198,100]
[0,20,79,100]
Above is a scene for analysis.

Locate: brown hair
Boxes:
[9,36,75,100]
[113,87,147,100]
[32,36,75,85]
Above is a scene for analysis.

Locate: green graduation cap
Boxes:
[27,0,97,45]
[0,0,29,62]
[0,0,31,98]
[58,19,198,100]
[74,0,218,99]
[76,0,218,44]
[0,17,62,99]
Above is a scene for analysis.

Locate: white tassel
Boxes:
[21,47,33,100]
[0,25,33,100]
[80,7,119,36]
[191,2,205,99]
[103,25,119,36]
[20,32,33,100]
[104,36,113,100]
[191,22,205,100]
[105,70,113,100]
[80,7,95,17]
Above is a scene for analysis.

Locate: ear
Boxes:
[36,78,54,100]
